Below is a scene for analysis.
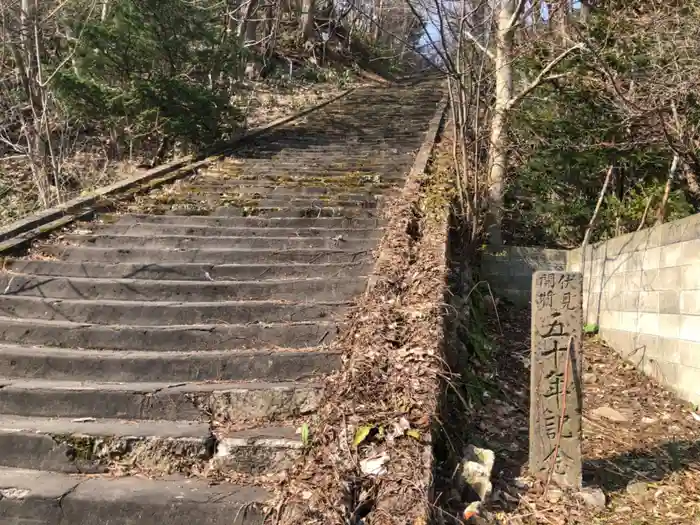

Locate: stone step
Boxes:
[0,295,347,325]
[36,245,373,264]
[246,129,430,141]
[211,425,302,476]
[191,179,384,193]
[0,77,441,517]
[243,140,422,151]
[187,183,388,198]
[0,466,268,524]
[249,198,380,208]
[267,154,414,164]
[210,206,380,218]
[213,194,384,207]
[189,178,392,191]
[239,148,415,158]
[198,167,402,181]
[86,223,383,239]
[246,129,428,139]
[223,167,407,180]
[0,416,301,476]
[215,160,406,171]
[3,259,370,281]
[0,416,211,474]
[0,379,324,420]
[241,133,417,142]
[0,316,337,351]
[0,345,340,382]
[105,213,384,229]
[0,274,365,302]
[124,194,382,210]
[120,204,383,219]
[64,233,377,251]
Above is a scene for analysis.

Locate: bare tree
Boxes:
[402,0,584,244]
[299,0,315,40]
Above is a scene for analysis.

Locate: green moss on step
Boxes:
[52,434,99,461]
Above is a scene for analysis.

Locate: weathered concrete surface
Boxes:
[3,259,371,281]
[106,213,385,228]
[481,246,568,306]
[37,245,374,264]
[0,296,348,325]
[0,416,210,473]
[210,205,381,219]
[0,317,338,351]
[64,233,377,251]
[0,380,324,421]
[0,346,340,382]
[86,223,384,238]
[211,426,302,475]
[0,274,365,302]
[0,77,446,521]
[567,213,700,404]
[0,467,269,524]
[0,416,301,476]
[529,271,583,488]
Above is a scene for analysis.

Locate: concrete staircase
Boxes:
[0,79,443,523]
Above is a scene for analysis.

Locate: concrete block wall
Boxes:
[568,213,700,404]
[481,246,568,306]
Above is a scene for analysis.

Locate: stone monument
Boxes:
[529,271,583,488]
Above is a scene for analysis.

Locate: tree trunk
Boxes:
[580,0,592,22]
[557,0,569,40]
[473,0,488,46]
[656,154,680,225]
[582,165,613,247]
[486,0,515,246]
[237,0,260,47]
[16,0,51,205]
[300,0,315,41]
[372,0,383,43]
[683,163,700,204]
[264,3,274,36]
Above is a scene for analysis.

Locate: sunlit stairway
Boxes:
[0,78,444,524]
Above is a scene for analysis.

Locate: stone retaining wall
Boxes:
[568,214,700,404]
[480,246,568,306]
[482,213,700,404]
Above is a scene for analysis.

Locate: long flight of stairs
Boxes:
[0,78,443,523]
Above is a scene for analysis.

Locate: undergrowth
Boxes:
[431,210,501,523]
[258,124,507,525]
[267,126,453,525]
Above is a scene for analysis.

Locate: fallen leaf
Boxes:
[360,453,389,476]
[590,406,629,422]
[406,429,421,440]
[353,425,374,448]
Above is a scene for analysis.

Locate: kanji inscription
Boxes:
[529,271,583,488]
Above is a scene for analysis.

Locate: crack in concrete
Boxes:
[57,479,84,522]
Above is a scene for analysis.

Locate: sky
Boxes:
[419,1,584,49]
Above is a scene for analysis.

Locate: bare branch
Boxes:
[582,165,614,247]
[462,26,495,61]
[507,0,528,32]
[506,42,585,111]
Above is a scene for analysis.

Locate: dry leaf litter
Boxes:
[472,309,700,525]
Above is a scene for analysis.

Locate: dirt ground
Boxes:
[473,308,700,525]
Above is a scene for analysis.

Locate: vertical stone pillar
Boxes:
[529,271,583,488]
